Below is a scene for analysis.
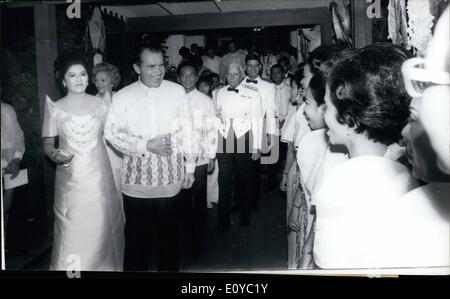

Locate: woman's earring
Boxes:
[62,81,66,88]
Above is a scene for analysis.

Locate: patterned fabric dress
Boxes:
[42,96,125,271]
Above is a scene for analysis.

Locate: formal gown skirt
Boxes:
[50,143,125,271]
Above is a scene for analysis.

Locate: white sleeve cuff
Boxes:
[136,139,148,155]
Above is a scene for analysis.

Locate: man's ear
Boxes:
[133,63,141,75]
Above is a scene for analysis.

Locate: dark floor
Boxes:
[5,175,288,272]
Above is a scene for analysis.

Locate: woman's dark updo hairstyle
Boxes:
[308,73,326,106]
[289,70,303,91]
[306,45,344,75]
[54,51,89,94]
[327,44,411,145]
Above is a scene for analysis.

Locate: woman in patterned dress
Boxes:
[42,55,124,271]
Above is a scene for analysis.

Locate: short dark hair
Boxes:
[278,56,290,66]
[196,74,212,89]
[271,63,284,73]
[177,60,197,77]
[133,42,163,65]
[245,53,261,65]
[327,44,411,145]
[179,46,191,58]
[308,73,326,106]
[210,72,219,81]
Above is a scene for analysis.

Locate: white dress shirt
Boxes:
[104,79,196,199]
[274,81,292,123]
[186,89,219,166]
[281,103,311,149]
[202,55,221,74]
[214,81,264,151]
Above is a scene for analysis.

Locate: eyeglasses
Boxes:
[401,57,450,98]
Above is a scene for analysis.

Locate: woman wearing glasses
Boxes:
[390,7,449,268]
[403,7,450,174]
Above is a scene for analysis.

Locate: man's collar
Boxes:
[138,78,162,92]
[274,82,284,88]
[186,88,197,95]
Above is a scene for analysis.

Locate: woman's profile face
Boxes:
[94,71,113,96]
[300,63,314,90]
[290,80,300,104]
[323,84,350,145]
[401,97,446,182]
[303,87,325,130]
[64,64,88,94]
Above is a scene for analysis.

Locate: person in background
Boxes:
[92,62,123,196]
[214,63,263,231]
[412,6,449,173]
[278,56,293,80]
[244,53,278,202]
[196,74,213,98]
[177,60,218,257]
[202,47,221,75]
[270,64,291,131]
[279,71,311,269]
[392,90,450,267]
[210,72,222,98]
[389,8,450,268]
[92,62,121,102]
[179,46,192,65]
[288,73,348,269]
[1,81,25,237]
[219,41,246,85]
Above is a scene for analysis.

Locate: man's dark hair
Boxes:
[177,60,197,77]
[133,41,163,65]
[270,63,284,73]
[245,53,261,65]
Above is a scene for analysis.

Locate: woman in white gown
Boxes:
[313,45,419,269]
[42,55,124,271]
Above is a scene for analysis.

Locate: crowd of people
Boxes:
[1,6,449,272]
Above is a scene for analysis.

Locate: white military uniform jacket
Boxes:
[214,81,264,151]
[244,76,278,136]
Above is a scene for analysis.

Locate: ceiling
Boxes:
[101,0,333,20]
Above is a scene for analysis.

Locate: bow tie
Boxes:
[227,87,239,93]
[246,79,258,84]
